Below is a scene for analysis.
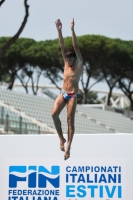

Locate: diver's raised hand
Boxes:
[70,18,75,30]
[55,19,62,30]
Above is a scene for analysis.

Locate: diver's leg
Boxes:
[64,97,77,160]
[51,94,66,151]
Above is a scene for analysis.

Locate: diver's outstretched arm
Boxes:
[55,19,66,62]
[70,18,83,63]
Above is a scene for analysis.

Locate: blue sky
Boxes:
[0,0,133,93]
[0,0,133,41]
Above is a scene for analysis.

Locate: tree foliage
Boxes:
[0,0,29,61]
[0,35,133,110]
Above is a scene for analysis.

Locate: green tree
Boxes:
[91,36,122,106]
[77,91,101,104]
[0,37,36,90]
[0,0,29,61]
[115,40,133,110]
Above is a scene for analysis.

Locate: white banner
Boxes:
[0,134,133,200]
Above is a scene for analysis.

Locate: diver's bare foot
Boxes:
[64,145,71,160]
[60,138,66,152]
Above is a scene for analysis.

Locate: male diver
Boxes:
[51,18,83,160]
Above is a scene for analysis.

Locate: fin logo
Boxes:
[9,166,60,188]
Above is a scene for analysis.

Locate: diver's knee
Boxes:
[67,116,74,127]
[51,111,58,119]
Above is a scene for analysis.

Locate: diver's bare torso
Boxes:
[62,59,83,93]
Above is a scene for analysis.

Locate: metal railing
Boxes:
[0,105,56,134]
[0,101,56,134]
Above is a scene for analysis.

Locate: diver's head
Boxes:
[65,47,76,67]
